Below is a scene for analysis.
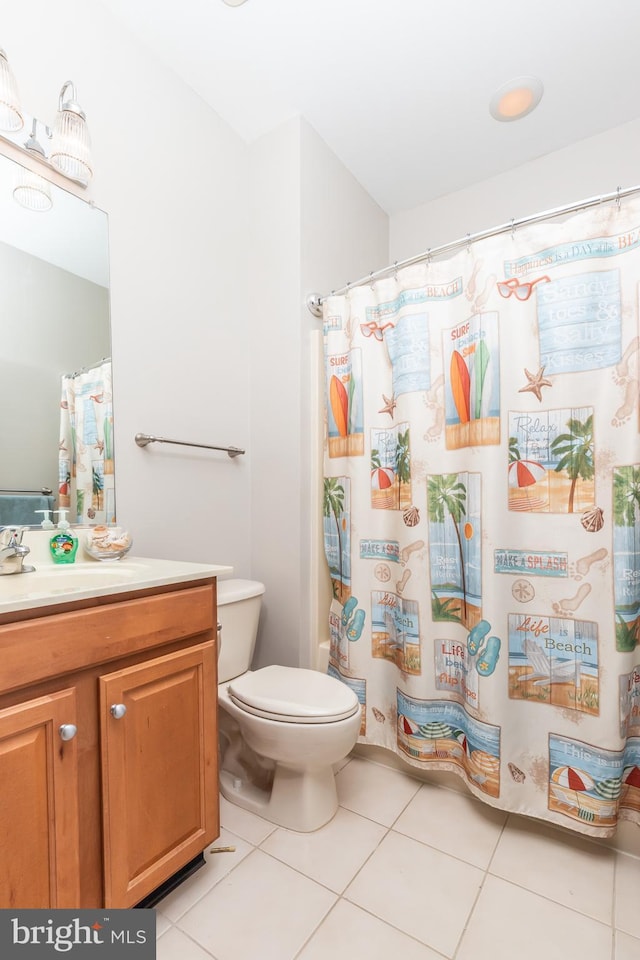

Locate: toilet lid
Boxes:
[227,665,360,723]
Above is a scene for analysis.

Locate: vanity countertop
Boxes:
[0,555,233,617]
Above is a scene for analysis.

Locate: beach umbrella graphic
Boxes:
[418,721,453,756]
[594,777,622,801]
[551,765,595,818]
[371,467,395,491]
[508,459,547,488]
[453,728,472,759]
[622,765,640,788]
[399,714,418,736]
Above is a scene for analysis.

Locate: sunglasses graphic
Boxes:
[497,275,550,301]
[360,321,393,340]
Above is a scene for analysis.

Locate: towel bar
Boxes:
[135,433,245,458]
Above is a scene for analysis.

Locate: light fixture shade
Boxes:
[13,167,53,212]
[489,76,544,122]
[49,81,92,184]
[0,48,23,132]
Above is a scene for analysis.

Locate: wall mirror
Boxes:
[0,149,111,528]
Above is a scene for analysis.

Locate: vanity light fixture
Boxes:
[49,81,92,185]
[0,51,93,189]
[13,166,53,211]
[489,76,544,122]
[0,48,23,132]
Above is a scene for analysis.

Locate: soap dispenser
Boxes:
[35,509,54,530]
[49,509,78,564]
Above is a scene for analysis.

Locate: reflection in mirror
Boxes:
[0,150,111,528]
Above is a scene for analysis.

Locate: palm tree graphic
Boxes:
[323,478,346,600]
[508,436,522,462]
[92,466,104,511]
[550,414,593,513]
[428,473,469,621]
[395,428,411,508]
[613,465,640,651]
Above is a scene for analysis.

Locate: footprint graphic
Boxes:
[572,547,608,581]
[400,540,425,565]
[552,583,591,617]
[396,569,412,595]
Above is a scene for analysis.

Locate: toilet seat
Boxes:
[227,665,359,724]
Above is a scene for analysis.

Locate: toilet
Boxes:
[216,579,361,832]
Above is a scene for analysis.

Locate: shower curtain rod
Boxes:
[65,356,111,378]
[306,182,640,316]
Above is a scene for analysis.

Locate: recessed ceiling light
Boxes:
[490,76,543,122]
[222,0,249,6]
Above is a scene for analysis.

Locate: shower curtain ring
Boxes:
[511,218,516,239]
[393,261,398,280]
[616,186,621,210]
[370,271,375,290]
[466,233,471,252]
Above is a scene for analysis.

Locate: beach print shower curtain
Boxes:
[322,196,640,838]
[59,359,115,524]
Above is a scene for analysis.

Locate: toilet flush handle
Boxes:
[217,622,222,658]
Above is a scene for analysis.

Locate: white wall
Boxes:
[4,1,253,574]
[300,121,388,667]
[3,5,388,671]
[248,118,388,669]
[390,119,640,262]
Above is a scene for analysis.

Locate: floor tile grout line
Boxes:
[157,754,637,955]
[157,918,223,960]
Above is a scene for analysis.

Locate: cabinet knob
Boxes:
[59,723,77,741]
[110,703,127,719]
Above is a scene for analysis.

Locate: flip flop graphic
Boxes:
[476,636,501,676]
[341,596,358,627]
[347,608,366,641]
[467,619,491,655]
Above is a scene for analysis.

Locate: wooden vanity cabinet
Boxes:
[0,579,219,909]
[0,687,80,908]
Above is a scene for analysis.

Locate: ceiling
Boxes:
[100,0,640,215]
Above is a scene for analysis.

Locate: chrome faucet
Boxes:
[0,527,34,575]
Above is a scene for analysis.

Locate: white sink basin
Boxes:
[0,562,150,598]
[0,556,233,615]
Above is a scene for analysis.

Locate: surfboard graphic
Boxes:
[330,375,349,437]
[471,339,490,420]
[450,350,470,423]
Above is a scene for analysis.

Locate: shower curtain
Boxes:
[59,359,115,524]
[322,195,640,837]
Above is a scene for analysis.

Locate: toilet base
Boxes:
[220,761,339,832]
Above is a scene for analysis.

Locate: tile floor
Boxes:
[155,755,640,960]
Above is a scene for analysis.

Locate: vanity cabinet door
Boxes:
[0,688,80,908]
[99,640,218,907]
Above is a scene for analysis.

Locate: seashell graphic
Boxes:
[581,506,604,532]
[372,707,386,723]
[403,505,420,527]
[508,762,526,783]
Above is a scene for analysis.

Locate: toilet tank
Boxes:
[217,579,265,683]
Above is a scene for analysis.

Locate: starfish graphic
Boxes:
[91,923,103,930]
[379,393,397,417]
[518,366,552,403]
